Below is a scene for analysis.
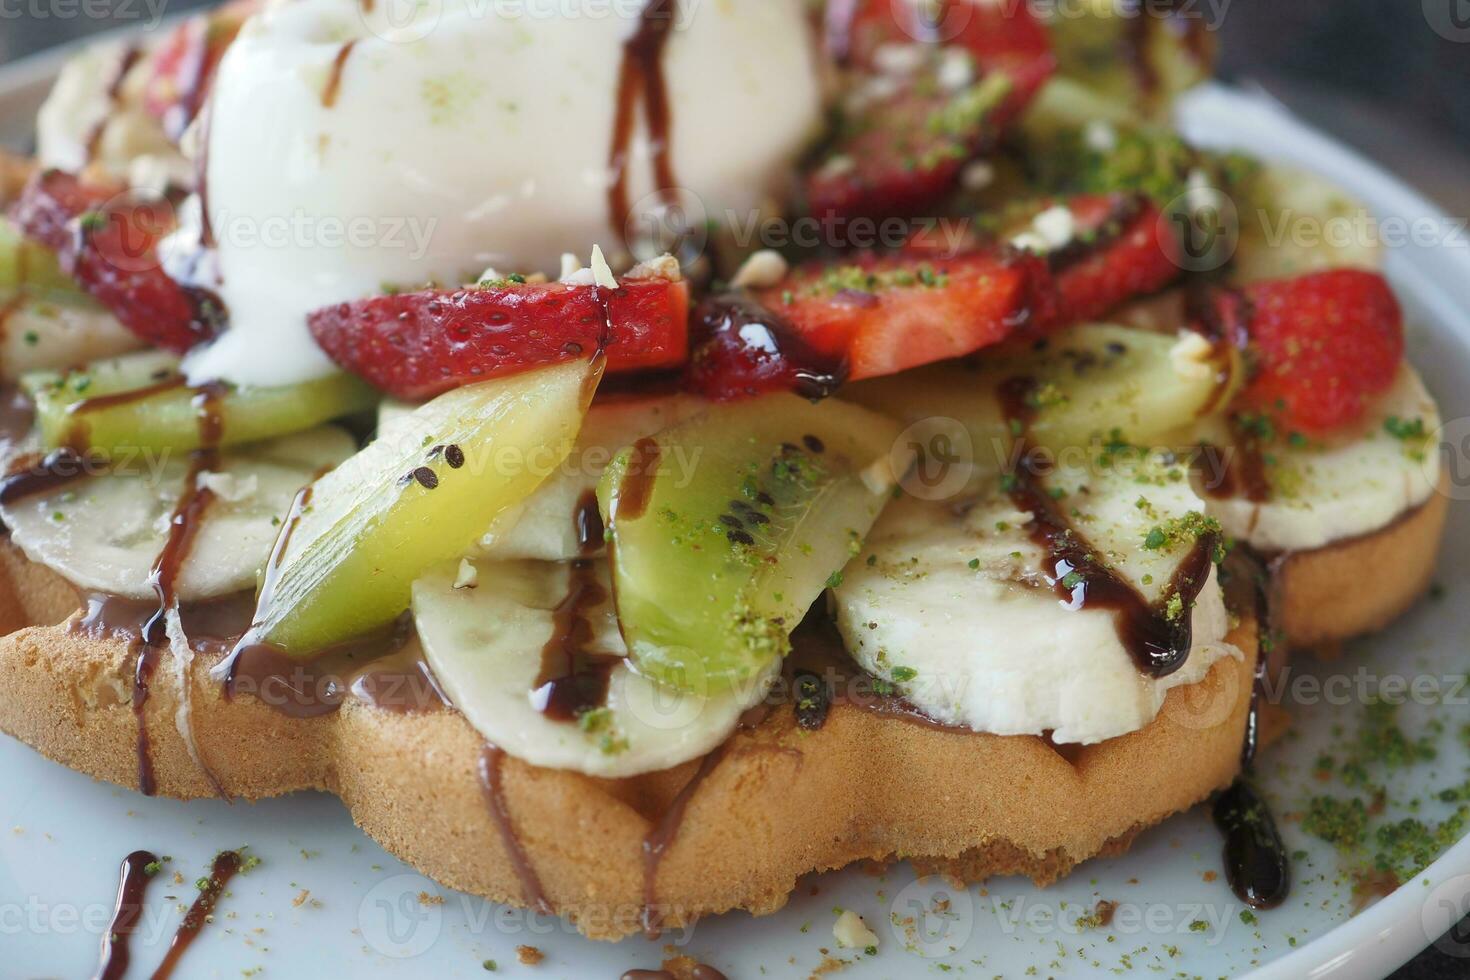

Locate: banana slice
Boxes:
[413,558,775,778]
[380,393,706,562]
[847,323,1240,493]
[0,296,145,382]
[0,426,356,601]
[832,450,1239,745]
[1232,163,1382,284]
[1200,363,1441,552]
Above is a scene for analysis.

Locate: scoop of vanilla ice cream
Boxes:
[184,0,823,386]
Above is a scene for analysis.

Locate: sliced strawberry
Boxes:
[308,278,690,401]
[720,250,1053,385]
[809,0,1054,220]
[1048,195,1181,323]
[9,170,218,353]
[805,74,1005,221]
[834,0,1053,82]
[143,1,253,141]
[1197,270,1404,433]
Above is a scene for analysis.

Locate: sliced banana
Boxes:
[1200,363,1441,552]
[0,296,146,383]
[380,393,706,561]
[413,558,775,778]
[1232,163,1382,284]
[1,426,356,601]
[833,451,1239,745]
[847,323,1239,494]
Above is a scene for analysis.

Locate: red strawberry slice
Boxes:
[1048,195,1182,323]
[1199,270,1404,433]
[808,0,1054,220]
[143,1,253,141]
[307,278,690,401]
[9,170,219,353]
[804,74,1009,221]
[686,250,1052,394]
[902,195,1181,324]
[834,0,1053,81]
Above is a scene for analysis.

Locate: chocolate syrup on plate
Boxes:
[1211,550,1290,910]
[93,849,244,980]
[151,850,243,979]
[93,850,158,980]
[622,964,728,980]
[608,0,681,249]
[1212,780,1289,910]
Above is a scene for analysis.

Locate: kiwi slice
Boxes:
[598,394,901,695]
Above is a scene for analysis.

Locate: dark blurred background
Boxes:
[0,1,1467,977]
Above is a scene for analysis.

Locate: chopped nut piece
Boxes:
[832,909,879,950]
[453,558,479,591]
[730,250,790,290]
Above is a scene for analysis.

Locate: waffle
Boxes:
[0,539,1250,940]
[0,480,1443,939]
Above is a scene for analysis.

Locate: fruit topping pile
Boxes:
[0,0,1416,727]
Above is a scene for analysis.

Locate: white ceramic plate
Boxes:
[2,50,1469,979]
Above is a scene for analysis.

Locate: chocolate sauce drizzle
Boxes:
[478,745,552,914]
[321,41,357,109]
[0,385,36,457]
[151,850,243,978]
[1207,549,1291,910]
[1184,284,1270,503]
[0,447,92,505]
[84,45,143,164]
[529,499,620,719]
[1212,780,1289,910]
[0,292,25,349]
[1120,0,1212,101]
[641,740,729,938]
[822,0,861,65]
[998,377,1219,678]
[133,449,220,796]
[608,0,681,249]
[83,378,230,796]
[622,964,728,980]
[530,492,620,721]
[689,293,849,401]
[60,376,191,452]
[93,850,243,980]
[613,437,662,522]
[93,850,158,980]
[164,19,216,143]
